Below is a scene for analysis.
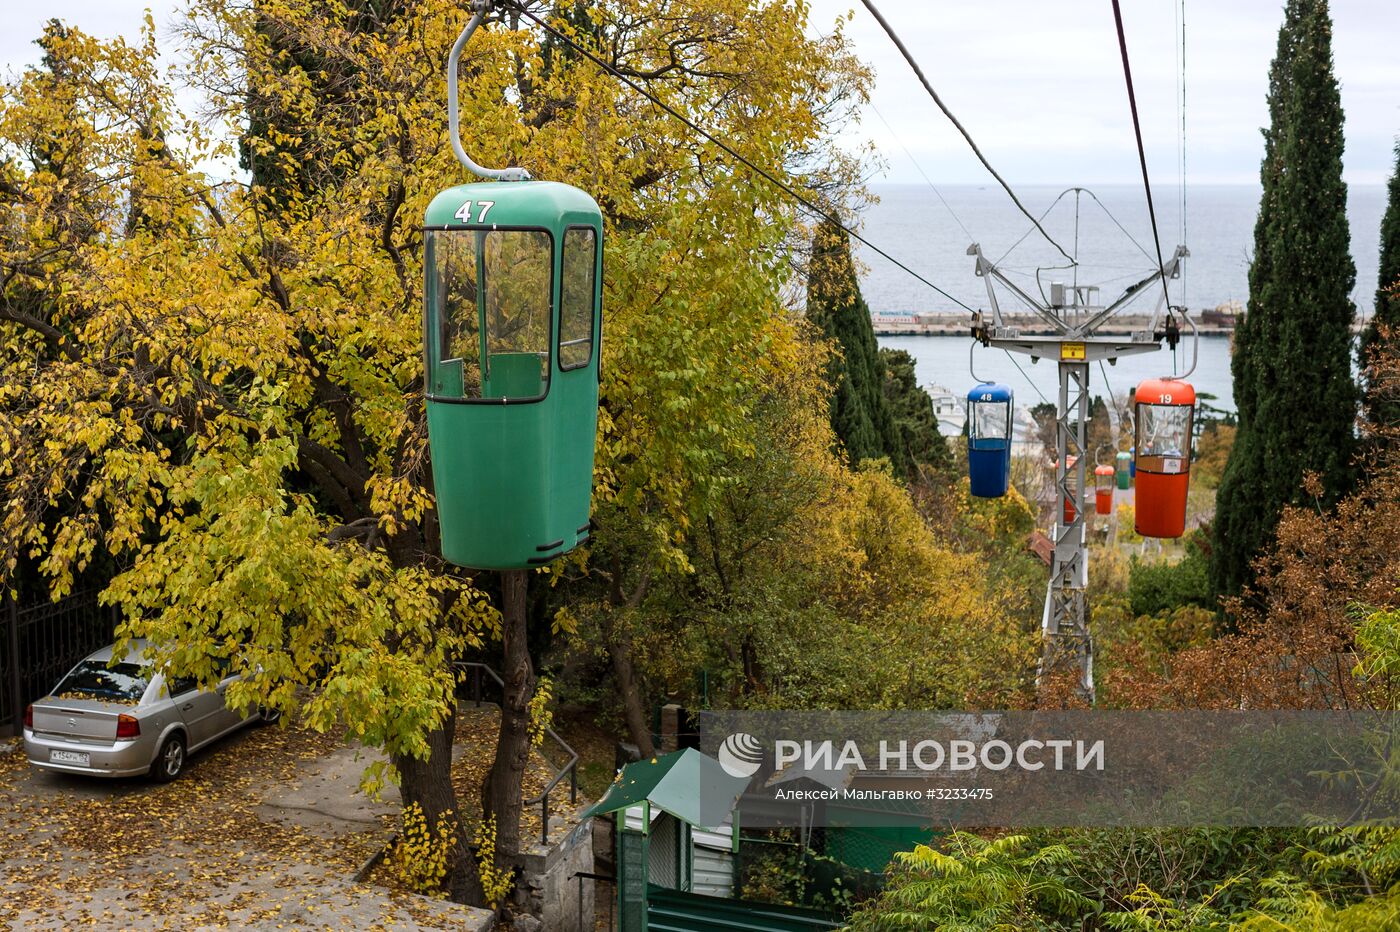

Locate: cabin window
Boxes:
[972,400,1009,441]
[558,227,597,370]
[428,229,552,401]
[1136,403,1193,473]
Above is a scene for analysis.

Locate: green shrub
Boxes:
[1129,533,1213,616]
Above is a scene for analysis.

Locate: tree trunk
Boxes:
[482,568,535,869]
[611,634,655,758]
[741,633,761,695]
[394,705,486,905]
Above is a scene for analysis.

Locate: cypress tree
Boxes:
[1360,141,1400,431]
[880,348,954,473]
[1211,0,1357,599]
[1210,0,1297,601]
[808,219,905,472]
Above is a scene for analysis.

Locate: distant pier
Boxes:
[872,308,1240,337]
[873,305,1371,337]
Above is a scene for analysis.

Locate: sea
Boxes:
[860,183,1388,417]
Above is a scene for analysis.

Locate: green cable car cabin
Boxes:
[423,181,603,569]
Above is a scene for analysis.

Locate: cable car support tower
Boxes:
[969,242,1190,702]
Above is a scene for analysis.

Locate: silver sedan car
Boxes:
[22,640,276,782]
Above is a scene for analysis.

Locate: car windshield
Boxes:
[52,661,148,704]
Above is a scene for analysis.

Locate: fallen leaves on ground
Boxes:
[0,726,485,930]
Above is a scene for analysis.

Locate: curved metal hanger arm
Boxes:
[448,0,532,182]
[969,340,991,385]
[1165,309,1199,380]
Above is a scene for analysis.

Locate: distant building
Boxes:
[1026,531,1054,566]
[928,384,1044,461]
[1200,300,1243,329]
[926,384,965,437]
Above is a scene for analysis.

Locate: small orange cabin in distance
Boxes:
[1133,378,1196,539]
[1094,465,1115,516]
[1061,454,1079,526]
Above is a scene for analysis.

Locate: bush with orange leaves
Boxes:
[1101,336,1400,711]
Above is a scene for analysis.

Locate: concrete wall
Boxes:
[519,813,596,932]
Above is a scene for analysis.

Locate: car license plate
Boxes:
[50,750,90,766]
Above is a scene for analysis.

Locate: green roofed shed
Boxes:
[589,749,752,929]
[586,748,749,831]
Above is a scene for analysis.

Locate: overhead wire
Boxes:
[1034,187,1083,308]
[856,51,1058,409]
[1082,189,1157,270]
[856,0,1076,266]
[1006,353,1050,405]
[799,21,1056,412]
[1098,357,1126,446]
[1084,268,1170,290]
[517,1,1068,404]
[508,2,977,313]
[810,22,978,247]
[865,99,1049,400]
[864,109,1056,401]
[1108,0,1173,314]
[1177,0,1189,313]
[839,0,1190,483]
[867,101,975,243]
[998,187,1160,290]
[994,188,1076,266]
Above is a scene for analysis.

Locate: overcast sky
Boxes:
[3,1,1397,186]
[808,0,1399,186]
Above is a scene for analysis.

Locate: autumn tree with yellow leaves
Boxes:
[0,0,1056,912]
[0,0,913,905]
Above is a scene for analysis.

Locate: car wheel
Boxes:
[258,706,282,725]
[152,733,186,783]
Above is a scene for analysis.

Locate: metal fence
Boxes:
[2,589,116,733]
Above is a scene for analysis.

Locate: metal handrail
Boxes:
[454,661,580,843]
[572,871,616,932]
[458,660,506,696]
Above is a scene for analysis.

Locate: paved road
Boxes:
[0,725,494,931]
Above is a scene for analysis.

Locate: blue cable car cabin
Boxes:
[967,383,1013,498]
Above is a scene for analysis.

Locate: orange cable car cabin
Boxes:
[1094,464,1115,516]
[1062,454,1079,526]
[1133,378,1195,539]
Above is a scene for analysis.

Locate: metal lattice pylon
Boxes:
[1040,360,1093,699]
[967,237,1190,706]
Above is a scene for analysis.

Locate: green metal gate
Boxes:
[618,829,648,930]
[646,887,841,932]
